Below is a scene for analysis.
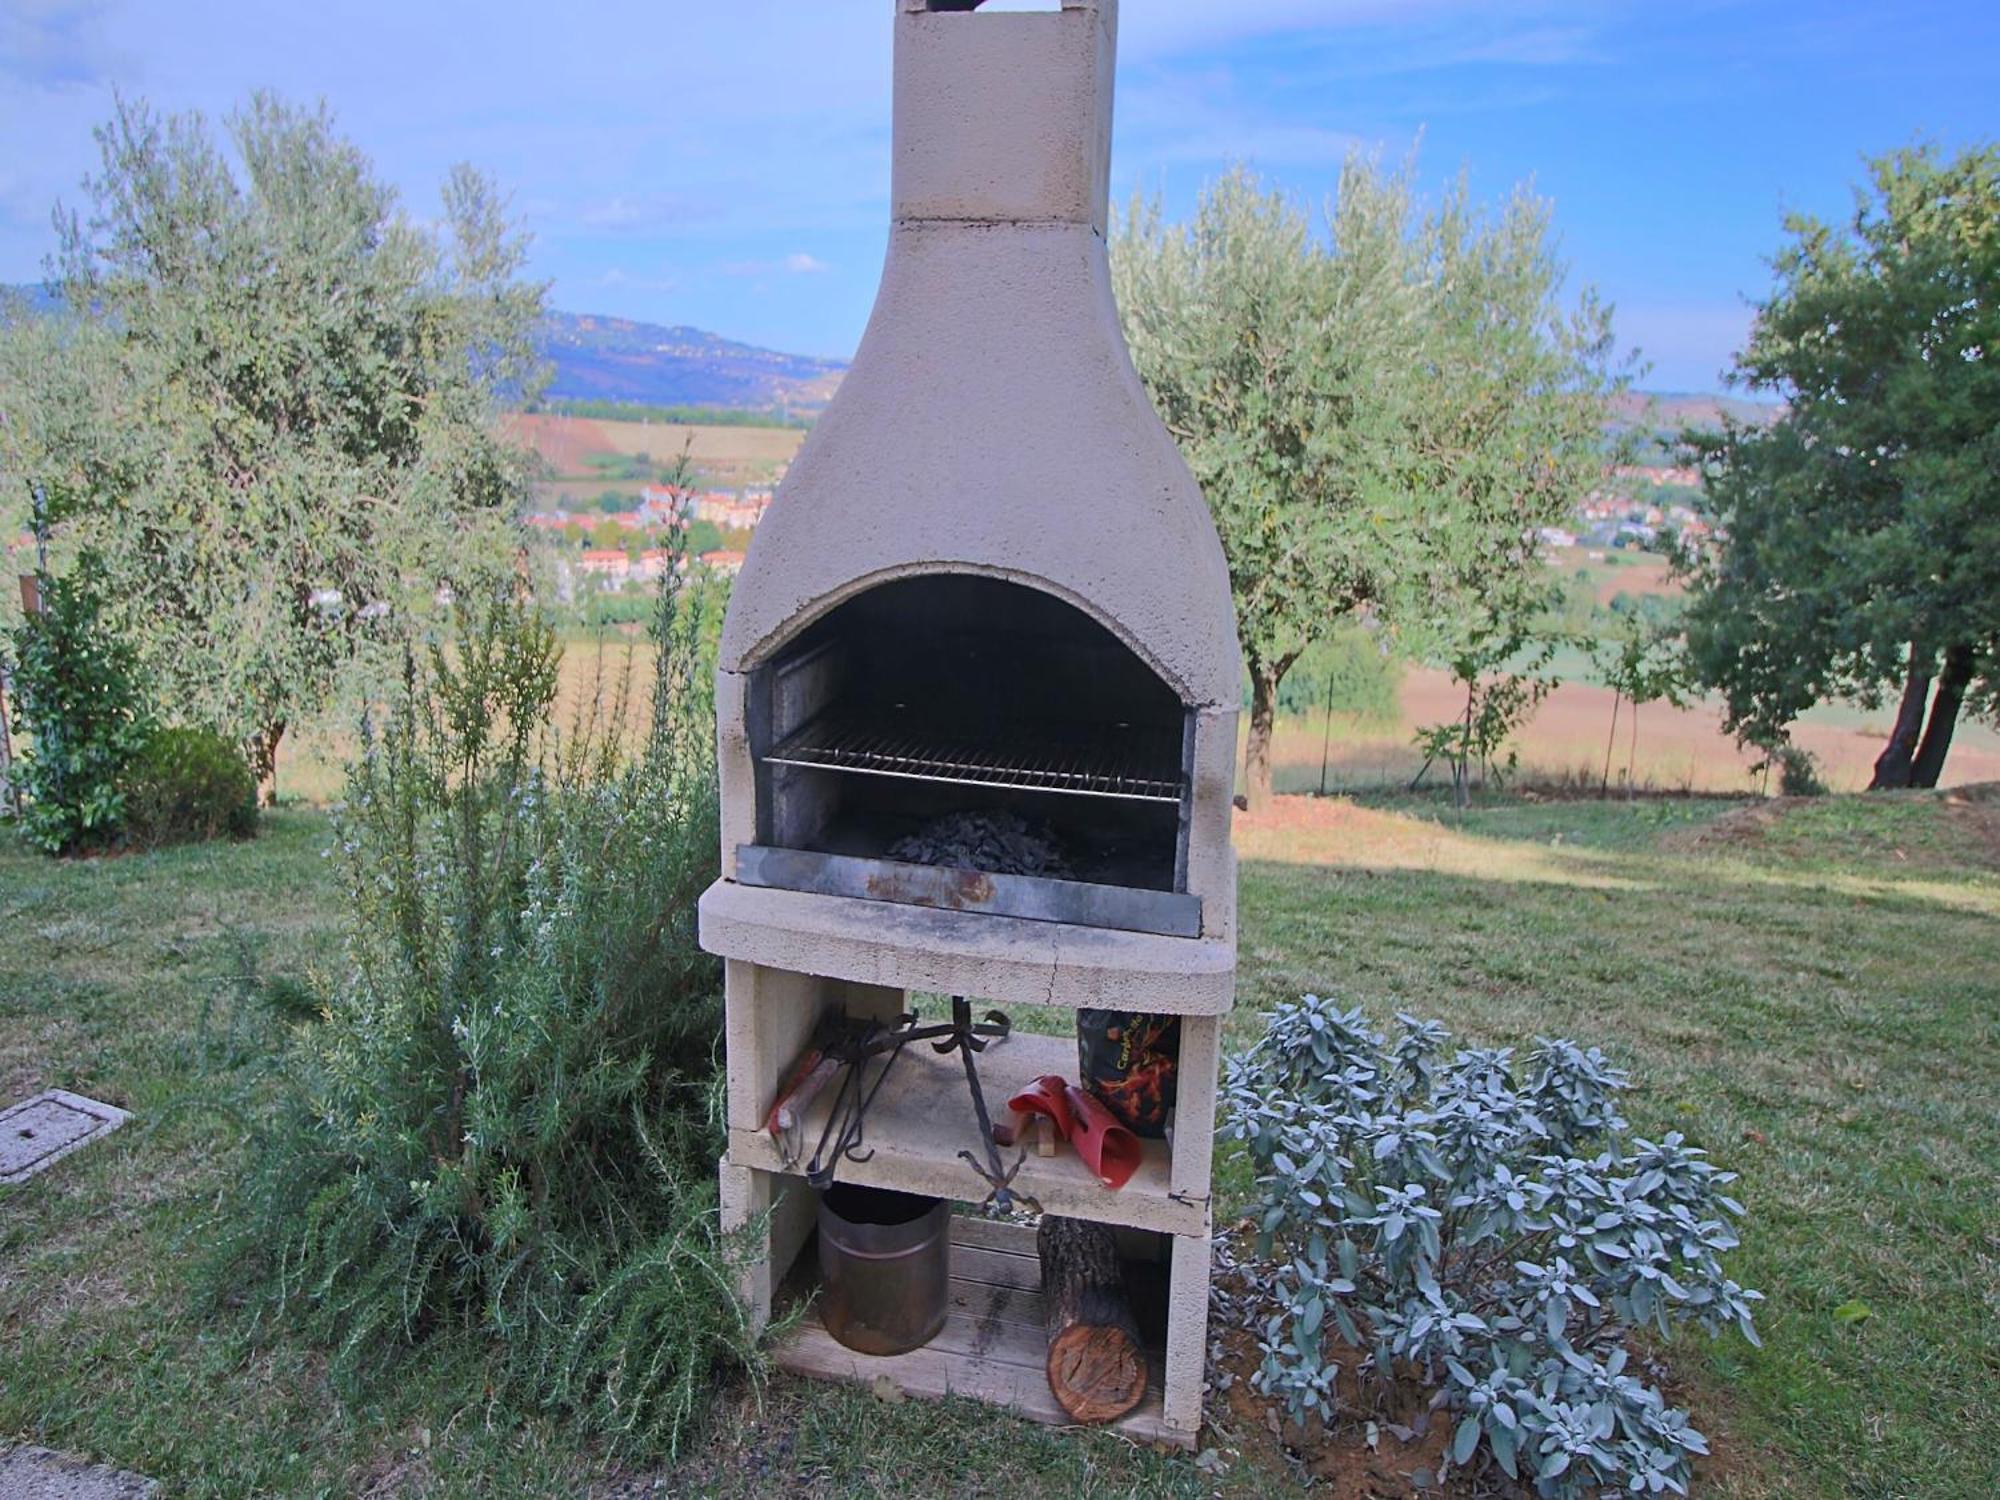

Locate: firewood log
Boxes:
[1038,1215,1146,1424]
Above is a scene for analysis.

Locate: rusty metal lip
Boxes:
[0,1088,132,1185]
[733,844,1202,939]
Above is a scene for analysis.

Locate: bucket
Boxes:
[817,1183,951,1356]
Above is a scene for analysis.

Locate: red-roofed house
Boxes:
[698,549,747,578]
[578,549,632,585]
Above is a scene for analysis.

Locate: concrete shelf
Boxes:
[724,1027,1205,1238]
[699,872,1236,1016]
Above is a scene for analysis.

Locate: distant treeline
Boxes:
[529,397,815,430]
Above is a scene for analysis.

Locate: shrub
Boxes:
[217,562,754,1457]
[9,552,153,853]
[1276,627,1405,725]
[1775,745,1827,798]
[1224,997,1761,1497]
[120,726,258,848]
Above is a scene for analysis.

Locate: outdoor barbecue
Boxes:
[698,0,1239,1447]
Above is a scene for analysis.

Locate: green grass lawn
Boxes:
[3,790,1996,1497]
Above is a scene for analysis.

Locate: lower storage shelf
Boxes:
[773,1215,1195,1448]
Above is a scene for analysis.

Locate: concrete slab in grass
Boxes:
[0,1089,131,1185]
[0,1446,157,1499]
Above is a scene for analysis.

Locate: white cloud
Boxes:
[598,267,677,294]
[1140,121,1370,169]
[576,194,711,235]
[1117,0,1468,60]
[0,0,119,87]
[720,252,832,279]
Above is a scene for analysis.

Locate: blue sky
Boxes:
[2,0,1994,391]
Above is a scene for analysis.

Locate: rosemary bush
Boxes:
[1224,996,1761,1497]
[218,564,755,1456]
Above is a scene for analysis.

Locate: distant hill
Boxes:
[1611,390,1782,432]
[6,287,845,414]
[538,311,845,412]
[12,286,1784,432]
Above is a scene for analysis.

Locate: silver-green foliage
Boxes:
[1113,160,1623,809]
[1224,997,1761,1496]
[28,92,546,783]
[219,559,754,1456]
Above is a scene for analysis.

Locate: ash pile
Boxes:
[889,810,1074,879]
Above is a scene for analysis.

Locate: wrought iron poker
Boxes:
[793,997,1031,1214]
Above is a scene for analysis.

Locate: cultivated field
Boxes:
[1571,550,1685,606]
[3,790,1995,1495]
[504,413,806,487]
[1272,666,2000,797]
[271,631,2000,810]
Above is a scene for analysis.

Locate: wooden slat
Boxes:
[773,1218,1194,1449]
[950,1242,1042,1293]
[948,1215,1039,1255]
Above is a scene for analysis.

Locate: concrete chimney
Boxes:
[891,0,1118,233]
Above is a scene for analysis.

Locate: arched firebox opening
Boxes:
[741,574,1198,930]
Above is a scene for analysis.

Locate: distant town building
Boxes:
[638,485,690,522]
[631,549,677,583]
[577,549,632,585]
[699,549,747,577]
[628,487,773,531]
[691,492,771,531]
[1614,464,1701,490]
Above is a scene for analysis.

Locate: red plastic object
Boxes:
[1063,1084,1142,1190]
[1006,1074,1141,1191]
[1007,1075,1075,1138]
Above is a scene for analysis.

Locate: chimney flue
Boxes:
[892,0,1117,233]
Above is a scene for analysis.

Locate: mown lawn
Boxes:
[2,789,1995,1497]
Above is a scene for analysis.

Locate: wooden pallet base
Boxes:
[773,1215,1196,1448]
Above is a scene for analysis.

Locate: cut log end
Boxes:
[1046,1324,1146,1425]
[1039,1215,1146,1425]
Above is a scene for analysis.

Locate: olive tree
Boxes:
[31,92,546,792]
[1115,162,1619,809]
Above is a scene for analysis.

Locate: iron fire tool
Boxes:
[927,995,1037,1217]
[779,997,1035,1215]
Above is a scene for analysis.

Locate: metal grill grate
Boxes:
[765,717,1184,803]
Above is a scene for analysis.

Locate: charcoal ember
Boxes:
[888,810,1074,879]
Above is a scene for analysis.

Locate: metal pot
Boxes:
[817,1183,950,1356]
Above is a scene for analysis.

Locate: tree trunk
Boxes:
[1318,670,1336,797]
[1626,702,1640,799]
[1869,645,1933,790]
[1038,1216,1146,1426]
[1910,644,1972,790]
[1244,667,1277,814]
[1600,689,1621,797]
[1454,678,1474,810]
[252,719,287,806]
